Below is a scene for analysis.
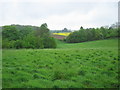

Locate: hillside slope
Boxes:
[2,38,119,88]
[57,38,118,49]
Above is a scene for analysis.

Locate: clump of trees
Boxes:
[2,23,57,49]
[66,26,119,43]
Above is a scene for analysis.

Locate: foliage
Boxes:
[66,27,119,43]
[35,23,50,38]
[2,23,57,49]
[43,37,57,48]
[2,25,20,41]
[14,40,23,49]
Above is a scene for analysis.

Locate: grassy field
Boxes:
[2,38,119,88]
[57,38,118,49]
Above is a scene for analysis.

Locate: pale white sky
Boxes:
[0,0,119,30]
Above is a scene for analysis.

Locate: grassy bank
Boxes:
[2,38,119,88]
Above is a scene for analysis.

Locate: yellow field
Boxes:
[53,33,70,36]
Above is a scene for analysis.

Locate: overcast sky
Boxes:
[0,0,118,30]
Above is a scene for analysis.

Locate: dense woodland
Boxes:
[1,23,119,49]
[2,23,56,49]
[66,26,119,43]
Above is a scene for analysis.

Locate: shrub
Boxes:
[43,37,57,48]
[14,40,23,49]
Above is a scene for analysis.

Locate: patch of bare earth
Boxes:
[51,35,66,40]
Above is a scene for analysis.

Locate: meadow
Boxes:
[2,38,119,88]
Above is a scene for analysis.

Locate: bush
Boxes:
[2,39,10,48]
[14,40,23,49]
[43,37,57,48]
[34,37,44,49]
[2,39,15,49]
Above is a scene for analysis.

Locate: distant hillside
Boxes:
[51,28,71,33]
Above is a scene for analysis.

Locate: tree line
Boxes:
[2,23,57,49]
[66,26,119,43]
[2,23,119,48]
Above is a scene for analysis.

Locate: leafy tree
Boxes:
[66,31,80,43]
[79,29,87,42]
[2,39,10,48]
[100,27,107,39]
[43,37,57,48]
[35,23,57,48]
[2,39,15,48]
[34,37,44,49]
[14,40,23,49]
[35,23,50,38]
[86,29,94,41]
[2,25,20,40]
[80,26,83,30]
[19,26,33,39]
[22,33,36,49]
[94,28,103,40]
[66,26,118,43]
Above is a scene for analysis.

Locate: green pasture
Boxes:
[2,38,119,88]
